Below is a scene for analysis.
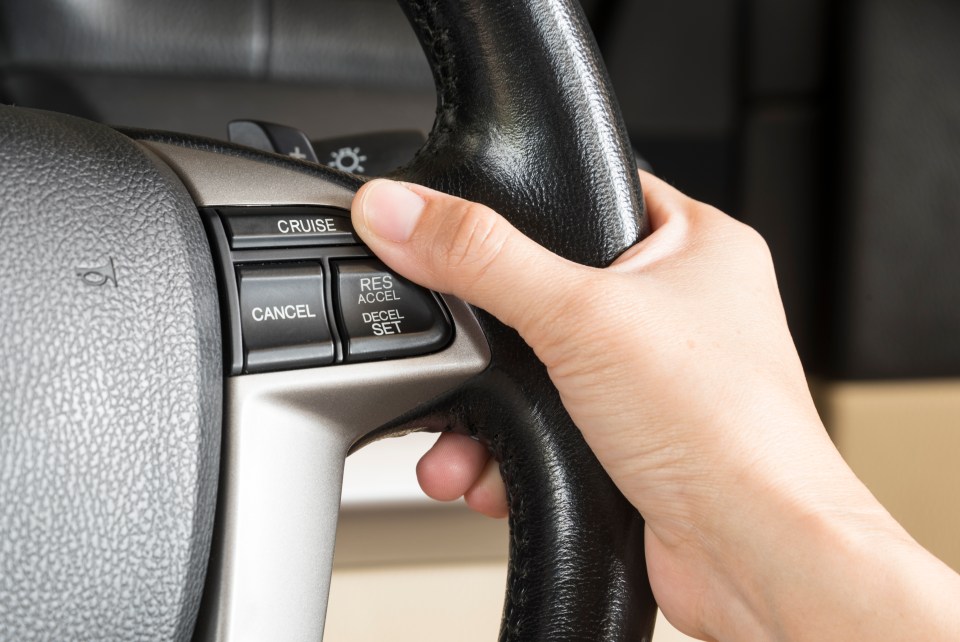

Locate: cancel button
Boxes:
[239,264,335,372]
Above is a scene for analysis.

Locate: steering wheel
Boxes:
[0,0,657,639]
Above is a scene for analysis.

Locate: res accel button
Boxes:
[238,264,335,372]
[333,259,452,362]
[221,206,356,249]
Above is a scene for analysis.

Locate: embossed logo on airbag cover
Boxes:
[75,258,117,287]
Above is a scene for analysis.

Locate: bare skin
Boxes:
[350,173,960,641]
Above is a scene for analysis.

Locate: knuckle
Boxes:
[695,207,773,261]
[737,223,774,261]
[520,270,597,353]
[441,202,508,281]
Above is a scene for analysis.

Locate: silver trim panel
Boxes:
[197,298,488,642]
[141,141,357,209]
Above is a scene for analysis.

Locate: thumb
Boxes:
[351,179,587,340]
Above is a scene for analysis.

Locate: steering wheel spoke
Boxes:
[199,298,488,641]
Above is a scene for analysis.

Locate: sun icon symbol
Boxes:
[328,147,368,174]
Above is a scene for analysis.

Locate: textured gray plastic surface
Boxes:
[0,0,430,87]
[0,107,221,640]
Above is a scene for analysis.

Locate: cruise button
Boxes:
[238,264,335,372]
[333,260,452,362]
[221,206,357,249]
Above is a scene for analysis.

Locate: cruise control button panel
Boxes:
[202,205,455,374]
[238,264,335,373]
[334,259,452,362]
[220,206,357,249]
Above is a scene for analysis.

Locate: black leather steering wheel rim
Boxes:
[0,0,657,639]
[389,1,656,638]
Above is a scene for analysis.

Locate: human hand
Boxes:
[350,173,960,641]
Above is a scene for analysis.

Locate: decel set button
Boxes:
[238,264,335,373]
[334,259,452,362]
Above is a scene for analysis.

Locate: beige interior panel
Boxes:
[333,505,507,567]
[822,379,960,572]
[325,561,507,642]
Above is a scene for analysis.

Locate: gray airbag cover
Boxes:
[0,107,221,640]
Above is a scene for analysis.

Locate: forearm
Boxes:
[708,439,960,642]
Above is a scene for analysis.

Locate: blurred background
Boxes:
[3,0,957,639]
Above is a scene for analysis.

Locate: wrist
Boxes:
[710,443,960,642]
